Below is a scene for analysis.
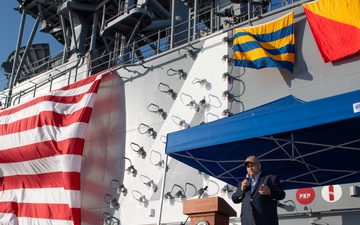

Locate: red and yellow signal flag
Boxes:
[303,0,360,62]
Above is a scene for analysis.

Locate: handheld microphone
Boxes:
[239,174,251,199]
[244,174,250,189]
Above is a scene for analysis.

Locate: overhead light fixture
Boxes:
[176,70,185,79]
[110,179,128,196]
[165,184,186,201]
[173,184,186,200]
[100,212,119,225]
[222,72,241,83]
[223,19,234,28]
[166,89,175,98]
[158,82,176,99]
[197,186,208,196]
[155,160,164,168]
[192,78,207,87]
[132,190,147,205]
[167,68,186,80]
[120,156,137,176]
[175,190,185,199]
[147,103,166,119]
[222,90,230,100]
[116,184,128,196]
[221,185,234,195]
[222,55,233,64]
[125,165,137,176]
[198,98,207,109]
[222,37,233,45]
[104,194,119,209]
[178,120,188,129]
[100,212,111,225]
[138,123,156,138]
[177,45,201,60]
[130,142,146,158]
[186,50,194,59]
[171,115,189,129]
[164,191,174,200]
[138,195,146,204]
[144,181,152,188]
[140,175,158,192]
[186,100,196,110]
[222,90,241,103]
[222,72,230,81]
[146,129,154,137]
[222,109,233,117]
[180,93,198,111]
[150,150,166,170]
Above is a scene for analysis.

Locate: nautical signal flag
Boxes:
[233,12,295,73]
[0,73,104,225]
[303,0,360,63]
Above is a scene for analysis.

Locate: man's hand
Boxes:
[241,179,250,191]
[258,184,271,195]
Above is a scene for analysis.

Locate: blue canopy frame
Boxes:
[165,90,360,190]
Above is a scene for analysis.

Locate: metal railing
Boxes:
[0,0,303,107]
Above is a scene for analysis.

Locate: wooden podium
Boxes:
[183,196,237,225]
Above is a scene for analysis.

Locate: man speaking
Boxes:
[232,155,286,225]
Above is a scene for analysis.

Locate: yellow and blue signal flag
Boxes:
[233,12,295,73]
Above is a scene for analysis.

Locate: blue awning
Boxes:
[165,90,360,190]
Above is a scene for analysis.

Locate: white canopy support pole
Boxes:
[157,154,169,225]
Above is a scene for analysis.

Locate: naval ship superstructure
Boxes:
[1,0,360,225]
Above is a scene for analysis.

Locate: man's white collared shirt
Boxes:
[251,172,261,193]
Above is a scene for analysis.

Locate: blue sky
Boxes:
[0,1,63,89]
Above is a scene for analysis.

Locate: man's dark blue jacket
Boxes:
[232,172,286,225]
